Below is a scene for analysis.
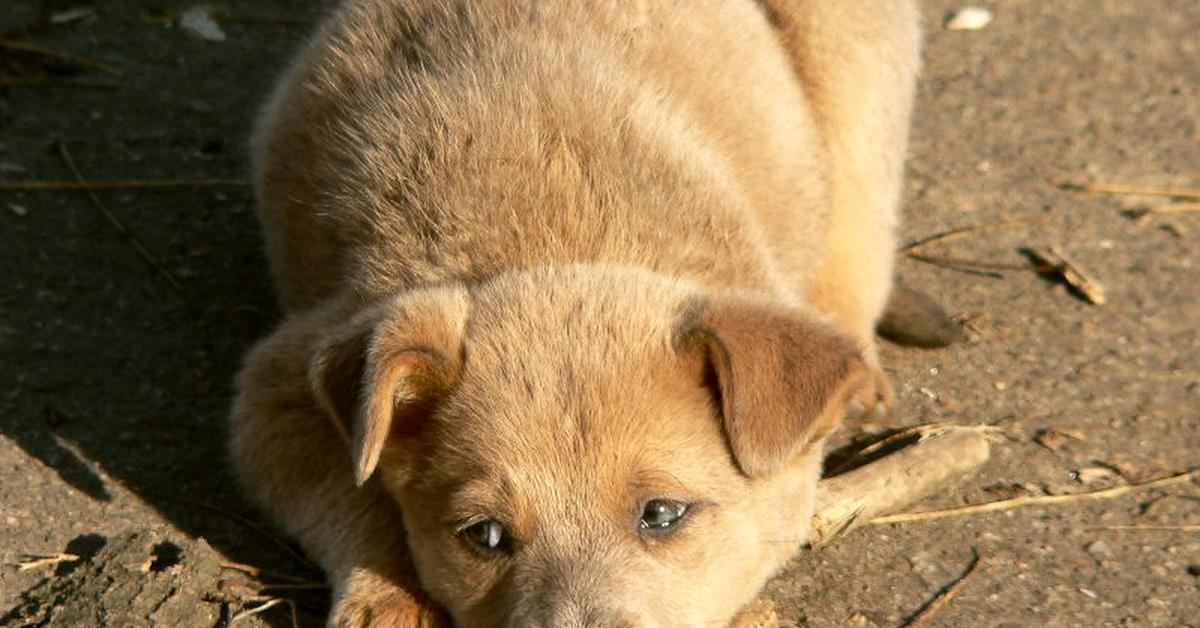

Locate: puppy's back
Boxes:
[254,0,828,310]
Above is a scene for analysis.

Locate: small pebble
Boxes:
[1085,540,1112,559]
[945,6,994,31]
[1034,427,1083,452]
[180,6,227,42]
[50,7,97,24]
[1073,466,1118,484]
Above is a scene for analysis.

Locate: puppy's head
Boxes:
[310,267,873,627]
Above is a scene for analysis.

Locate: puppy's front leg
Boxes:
[762,0,922,365]
[332,562,445,628]
[763,0,922,418]
[230,346,446,628]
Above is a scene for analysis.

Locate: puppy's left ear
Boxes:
[309,286,470,486]
[676,295,877,477]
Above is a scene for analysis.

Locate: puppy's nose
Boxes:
[542,604,639,628]
[585,609,638,628]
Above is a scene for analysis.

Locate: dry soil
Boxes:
[1,1,1197,626]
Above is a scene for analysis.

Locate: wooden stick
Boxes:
[155,494,318,570]
[810,426,992,545]
[1087,524,1200,532]
[257,583,329,591]
[0,178,247,191]
[709,426,994,627]
[56,143,186,295]
[0,79,120,89]
[904,252,1049,273]
[902,253,1005,278]
[1149,202,1200,215]
[900,549,981,628]
[1025,245,1107,305]
[1059,180,1200,200]
[231,597,298,628]
[825,422,958,476]
[218,560,316,584]
[870,467,1200,525]
[0,39,120,74]
[15,552,81,571]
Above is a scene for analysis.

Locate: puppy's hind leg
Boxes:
[763,0,922,364]
[229,340,445,628]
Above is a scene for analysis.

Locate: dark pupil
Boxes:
[641,500,687,529]
[466,520,504,549]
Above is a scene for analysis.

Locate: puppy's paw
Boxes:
[845,363,895,423]
[330,576,447,628]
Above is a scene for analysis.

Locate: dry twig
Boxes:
[219,560,316,584]
[899,219,1045,254]
[810,425,992,544]
[56,143,185,294]
[156,494,317,570]
[1025,246,1106,305]
[0,39,120,74]
[0,178,247,191]
[901,549,981,628]
[1058,180,1200,200]
[899,219,1054,277]
[1087,524,1200,533]
[15,552,81,571]
[0,79,120,89]
[825,423,990,476]
[903,254,1003,277]
[913,254,1051,273]
[231,597,299,628]
[1130,202,1200,225]
[870,467,1200,525]
[1149,202,1200,214]
[903,252,1048,277]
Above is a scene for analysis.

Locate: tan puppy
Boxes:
[230,1,922,626]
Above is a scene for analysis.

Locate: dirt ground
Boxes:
[1,1,1197,626]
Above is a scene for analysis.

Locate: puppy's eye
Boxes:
[460,519,509,553]
[639,499,689,531]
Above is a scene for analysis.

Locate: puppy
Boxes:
[230,1,923,626]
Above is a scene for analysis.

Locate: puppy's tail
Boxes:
[877,280,963,348]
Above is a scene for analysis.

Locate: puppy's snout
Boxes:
[547,604,639,628]
[510,601,639,628]
[510,556,644,628]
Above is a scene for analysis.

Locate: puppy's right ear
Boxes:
[309,286,470,486]
[676,295,876,478]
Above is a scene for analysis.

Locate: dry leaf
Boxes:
[1027,246,1107,305]
[1034,427,1084,452]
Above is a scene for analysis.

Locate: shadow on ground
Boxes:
[1,2,334,625]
